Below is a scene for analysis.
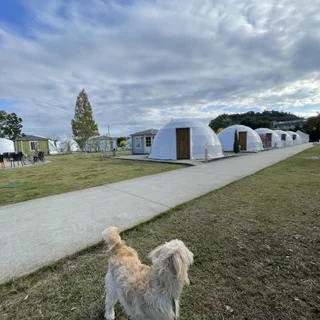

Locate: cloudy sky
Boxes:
[0,0,320,136]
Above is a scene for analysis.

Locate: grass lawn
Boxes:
[0,146,319,319]
[0,152,186,206]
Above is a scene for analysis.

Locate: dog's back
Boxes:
[103,226,193,320]
[103,227,152,319]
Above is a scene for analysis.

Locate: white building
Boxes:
[218,125,263,152]
[255,128,282,148]
[0,138,15,154]
[149,119,223,160]
[274,130,294,147]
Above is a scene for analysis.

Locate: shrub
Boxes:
[233,129,240,153]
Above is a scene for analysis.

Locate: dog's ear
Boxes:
[167,251,191,285]
[167,254,181,276]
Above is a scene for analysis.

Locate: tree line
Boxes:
[209,110,303,132]
[209,110,320,142]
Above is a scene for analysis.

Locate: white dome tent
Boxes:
[149,119,223,160]
[85,135,118,152]
[296,130,309,143]
[48,140,59,154]
[287,131,303,145]
[0,138,14,153]
[255,128,282,148]
[218,125,263,152]
[56,136,80,152]
[274,130,293,147]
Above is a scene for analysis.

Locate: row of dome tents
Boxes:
[0,135,80,156]
[131,119,309,161]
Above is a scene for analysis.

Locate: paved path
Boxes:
[0,144,313,283]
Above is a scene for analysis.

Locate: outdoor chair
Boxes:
[2,152,9,160]
[38,151,45,162]
[0,154,5,169]
[8,152,16,167]
[13,152,24,166]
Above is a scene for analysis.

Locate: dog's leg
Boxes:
[174,299,180,319]
[105,271,117,320]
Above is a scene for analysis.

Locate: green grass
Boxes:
[0,152,186,206]
[0,146,319,319]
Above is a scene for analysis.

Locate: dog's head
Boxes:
[149,240,194,287]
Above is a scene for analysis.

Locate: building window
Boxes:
[30,141,39,151]
[292,134,296,140]
[281,134,286,141]
[145,136,152,147]
[135,137,141,148]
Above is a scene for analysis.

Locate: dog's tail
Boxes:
[102,226,123,252]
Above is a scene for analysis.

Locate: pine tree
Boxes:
[71,89,99,149]
[233,129,240,153]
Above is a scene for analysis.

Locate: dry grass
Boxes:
[0,152,186,206]
[0,146,319,319]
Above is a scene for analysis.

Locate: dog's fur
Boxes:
[103,226,194,320]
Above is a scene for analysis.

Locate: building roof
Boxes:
[131,129,158,136]
[15,135,49,141]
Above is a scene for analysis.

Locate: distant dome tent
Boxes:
[274,130,294,147]
[0,138,14,153]
[287,131,303,145]
[85,135,118,152]
[296,130,309,143]
[48,140,59,154]
[56,137,80,152]
[218,125,263,152]
[255,128,282,148]
[149,119,223,160]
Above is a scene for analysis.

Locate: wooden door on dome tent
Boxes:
[176,128,190,159]
[265,133,272,148]
[238,131,247,151]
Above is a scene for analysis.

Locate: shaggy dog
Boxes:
[103,226,194,320]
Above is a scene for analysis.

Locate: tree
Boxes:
[71,89,99,149]
[117,137,127,147]
[208,110,302,132]
[233,129,240,153]
[119,140,126,148]
[303,113,320,142]
[0,110,23,140]
[209,113,233,132]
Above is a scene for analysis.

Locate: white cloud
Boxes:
[0,0,319,136]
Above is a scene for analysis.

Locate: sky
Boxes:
[0,0,320,137]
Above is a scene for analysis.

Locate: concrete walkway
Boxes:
[0,144,313,283]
